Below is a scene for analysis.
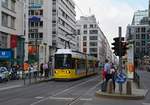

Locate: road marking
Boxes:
[80,98,92,101]
[31,77,98,105]
[50,97,73,100]
[35,96,44,99]
[142,103,150,105]
[0,85,22,91]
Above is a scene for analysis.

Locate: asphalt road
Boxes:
[0,71,150,105]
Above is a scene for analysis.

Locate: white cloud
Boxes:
[74,0,135,45]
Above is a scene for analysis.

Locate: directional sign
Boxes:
[0,50,12,59]
[116,73,126,84]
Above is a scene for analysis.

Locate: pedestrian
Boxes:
[110,63,116,91]
[40,63,43,77]
[104,59,116,91]
[102,66,106,80]
[43,63,49,78]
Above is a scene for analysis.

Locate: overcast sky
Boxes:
[74,0,148,45]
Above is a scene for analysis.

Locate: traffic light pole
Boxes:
[119,27,123,94]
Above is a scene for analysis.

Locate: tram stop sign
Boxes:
[116,73,126,84]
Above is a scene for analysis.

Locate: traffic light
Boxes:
[111,37,124,56]
[121,42,129,56]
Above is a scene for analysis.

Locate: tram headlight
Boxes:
[66,70,70,74]
[54,71,58,74]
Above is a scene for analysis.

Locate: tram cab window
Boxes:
[55,54,72,69]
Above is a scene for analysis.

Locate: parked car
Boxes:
[0,67,10,82]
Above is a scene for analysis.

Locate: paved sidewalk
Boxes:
[0,76,53,91]
[96,74,149,100]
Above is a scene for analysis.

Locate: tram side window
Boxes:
[71,58,76,69]
[77,59,86,70]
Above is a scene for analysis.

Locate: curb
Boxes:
[95,89,148,100]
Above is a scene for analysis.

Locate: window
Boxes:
[141,34,145,39]
[136,34,140,39]
[136,47,140,53]
[11,17,15,29]
[136,42,140,46]
[141,41,145,46]
[39,33,43,39]
[89,36,97,40]
[141,27,146,32]
[83,24,87,28]
[90,42,97,46]
[147,34,150,39]
[89,30,98,34]
[31,10,34,15]
[11,0,15,11]
[40,10,43,16]
[142,48,146,54]
[89,48,97,52]
[83,36,87,40]
[2,12,8,27]
[136,28,140,32]
[40,21,43,27]
[83,42,86,46]
[2,0,8,8]
[83,30,87,34]
[77,29,80,35]
[0,32,8,48]
[83,48,87,53]
[90,24,93,28]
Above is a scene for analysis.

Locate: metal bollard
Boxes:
[107,80,113,94]
[126,80,132,95]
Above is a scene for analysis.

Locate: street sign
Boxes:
[116,73,126,84]
[0,49,12,59]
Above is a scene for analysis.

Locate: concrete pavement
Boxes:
[0,76,53,91]
[96,71,149,100]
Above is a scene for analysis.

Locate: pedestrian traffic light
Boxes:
[111,37,124,56]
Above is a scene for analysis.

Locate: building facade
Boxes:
[28,0,76,64]
[132,10,148,25]
[76,15,111,63]
[52,0,76,50]
[28,0,52,64]
[0,0,25,64]
[126,0,150,67]
[126,25,150,59]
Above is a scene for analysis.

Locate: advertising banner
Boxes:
[127,44,134,79]
[10,35,17,48]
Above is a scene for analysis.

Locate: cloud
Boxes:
[74,0,135,45]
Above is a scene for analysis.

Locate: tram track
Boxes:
[31,76,101,105]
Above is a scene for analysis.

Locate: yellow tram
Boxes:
[53,49,98,80]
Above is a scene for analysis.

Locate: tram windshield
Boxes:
[55,54,72,69]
